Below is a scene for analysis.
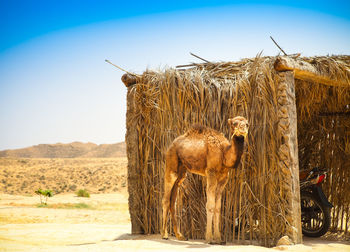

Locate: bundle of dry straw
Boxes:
[126,55,350,246]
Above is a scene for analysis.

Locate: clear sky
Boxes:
[0,1,349,150]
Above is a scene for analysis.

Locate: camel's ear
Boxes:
[228,118,237,130]
[228,118,234,128]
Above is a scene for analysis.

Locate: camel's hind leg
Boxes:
[169,167,187,241]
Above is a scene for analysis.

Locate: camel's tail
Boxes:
[165,143,179,173]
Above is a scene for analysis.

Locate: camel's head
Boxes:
[228,116,249,139]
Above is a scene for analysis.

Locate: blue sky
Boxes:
[0,1,349,150]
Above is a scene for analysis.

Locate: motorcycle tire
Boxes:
[300,191,331,237]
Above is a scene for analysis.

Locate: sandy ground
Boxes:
[0,192,349,252]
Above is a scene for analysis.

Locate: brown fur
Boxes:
[162,116,248,244]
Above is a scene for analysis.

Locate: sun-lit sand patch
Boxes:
[0,192,349,251]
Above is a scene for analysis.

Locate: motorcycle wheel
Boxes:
[300,191,331,237]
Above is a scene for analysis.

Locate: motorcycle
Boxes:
[299,167,333,237]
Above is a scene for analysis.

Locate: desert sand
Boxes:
[0,157,127,195]
[0,156,349,251]
[0,191,349,252]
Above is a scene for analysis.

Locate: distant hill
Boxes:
[0,142,126,158]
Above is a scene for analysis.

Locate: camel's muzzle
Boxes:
[232,128,248,139]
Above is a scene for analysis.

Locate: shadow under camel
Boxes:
[114,233,211,248]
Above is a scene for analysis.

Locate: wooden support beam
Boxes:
[126,88,144,234]
[122,73,139,87]
[274,56,349,87]
[276,71,302,244]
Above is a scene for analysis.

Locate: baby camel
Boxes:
[162,116,248,244]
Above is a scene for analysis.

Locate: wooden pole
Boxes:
[190,52,211,63]
[122,73,138,87]
[270,36,288,56]
[276,71,302,244]
[274,56,349,87]
[126,87,143,234]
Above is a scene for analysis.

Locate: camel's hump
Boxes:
[185,125,227,141]
[189,124,207,134]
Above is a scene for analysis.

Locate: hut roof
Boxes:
[123,55,350,87]
[122,55,350,121]
[178,55,350,87]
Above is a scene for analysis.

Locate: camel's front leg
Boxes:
[213,176,229,244]
[205,175,217,243]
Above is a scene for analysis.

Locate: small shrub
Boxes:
[69,184,77,191]
[35,189,53,205]
[76,189,90,198]
[73,203,90,209]
[19,159,28,164]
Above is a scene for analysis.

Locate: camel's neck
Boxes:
[223,136,245,168]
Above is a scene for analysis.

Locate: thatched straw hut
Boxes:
[124,55,350,246]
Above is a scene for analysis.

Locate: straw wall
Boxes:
[296,67,350,237]
[126,57,303,246]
